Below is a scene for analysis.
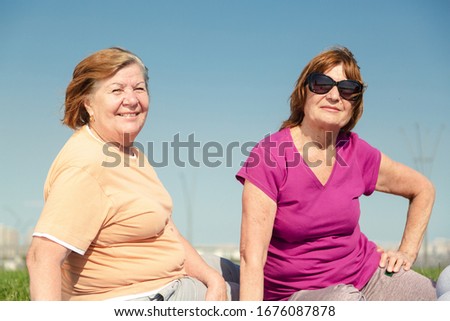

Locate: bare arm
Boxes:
[375,153,435,272]
[26,237,71,300]
[240,180,277,301]
[168,218,228,300]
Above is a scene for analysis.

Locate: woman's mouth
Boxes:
[118,113,139,117]
[321,106,340,112]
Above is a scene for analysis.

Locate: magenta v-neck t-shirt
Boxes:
[236,128,382,301]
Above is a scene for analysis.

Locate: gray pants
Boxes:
[132,254,240,301]
[288,266,437,301]
[436,265,450,301]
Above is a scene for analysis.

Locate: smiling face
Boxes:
[302,64,354,132]
[84,63,149,146]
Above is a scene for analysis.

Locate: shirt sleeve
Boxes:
[355,135,382,196]
[236,141,285,202]
[34,166,112,254]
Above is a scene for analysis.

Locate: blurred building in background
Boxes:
[0,224,25,270]
[1,222,449,271]
[378,238,450,268]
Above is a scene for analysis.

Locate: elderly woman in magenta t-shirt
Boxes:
[236,46,439,301]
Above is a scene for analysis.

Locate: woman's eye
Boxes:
[135,87,146,92]
[112,88,123,94]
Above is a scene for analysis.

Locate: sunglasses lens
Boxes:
[308,74,334,94]
[338,81,362,101]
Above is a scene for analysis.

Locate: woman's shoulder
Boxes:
[337,131,373,149]
[253,127,293,153]
[246,128,294,169]
[344,131,378,151]
[257,127,291,144]
[48,126,107,177]
[340,131,380,167]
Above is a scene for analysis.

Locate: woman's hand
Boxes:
[379,249,415,273]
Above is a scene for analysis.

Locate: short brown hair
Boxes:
[281,46,365,133]
[63,47,149,129]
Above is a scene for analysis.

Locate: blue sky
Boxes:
[1,0,449,247]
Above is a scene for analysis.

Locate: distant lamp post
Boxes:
[401,123,445,267]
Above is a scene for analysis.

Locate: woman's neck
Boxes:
[87,125,136,157]
[297,122,340,149]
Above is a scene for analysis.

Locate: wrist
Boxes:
[398,247,417,262]
[205,272,226,288]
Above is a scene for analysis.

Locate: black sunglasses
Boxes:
[306,72,364,101]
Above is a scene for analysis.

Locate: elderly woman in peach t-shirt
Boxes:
[26,47,239,301]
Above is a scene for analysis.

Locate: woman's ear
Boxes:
[84,97,94,117]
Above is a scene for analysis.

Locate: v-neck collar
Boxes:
[286,127,341,189]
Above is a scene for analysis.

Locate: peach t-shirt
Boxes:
[33,126,186,300]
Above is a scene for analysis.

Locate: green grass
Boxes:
[0,269,30,301]
[0,267,444,301]
[413,266,444,282]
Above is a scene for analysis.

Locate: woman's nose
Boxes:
[326,85,341,101]
[123,91,139,106]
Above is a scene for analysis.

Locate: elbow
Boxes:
[428,179,436,197]
[409,176,436,206]
[420,177,436,203]
[240,244,267,270]
[429,181,436,200]
[427,180,436,208]
[26,247,37,272]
